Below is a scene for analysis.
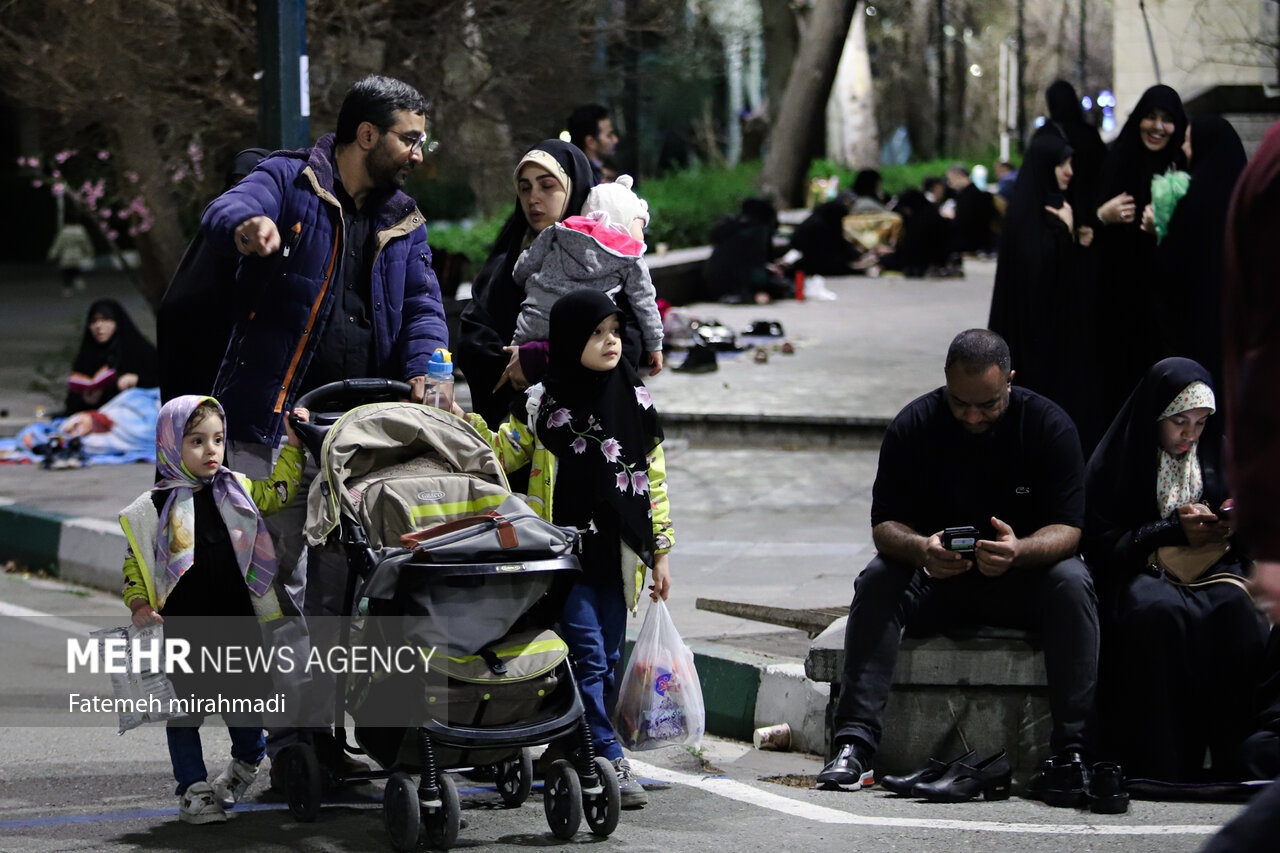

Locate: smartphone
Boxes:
[941,526,980,553]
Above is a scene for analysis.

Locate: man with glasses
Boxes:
[568,103,618,185]
[199,74,447,784]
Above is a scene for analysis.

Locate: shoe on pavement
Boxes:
[613,757,648,809]
[674,343,717,374]
[816,741,874,791]
[1088,761,1129,814]
[1042,750,1089,808]
[178,781,228,824]
[211,758,260,809]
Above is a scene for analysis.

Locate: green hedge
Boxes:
[425,154,1022,271]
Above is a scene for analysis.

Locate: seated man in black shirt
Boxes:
[816,329,1099,807]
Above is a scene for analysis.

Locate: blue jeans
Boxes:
[561,582,627,762]
[167,717,266,795]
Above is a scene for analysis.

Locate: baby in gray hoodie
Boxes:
[513,175,663,374]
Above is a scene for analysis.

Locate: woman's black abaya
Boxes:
[1084,357,1270,782]
[1086,85,1188,449]
[987,132,1082,430]
[1154,117,1247,390]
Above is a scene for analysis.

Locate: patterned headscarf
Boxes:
[153,396,278,599]
[1155,381,1216,518]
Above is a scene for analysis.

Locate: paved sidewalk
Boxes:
[0,259,997,753]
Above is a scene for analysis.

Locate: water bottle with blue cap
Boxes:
[424,348,454,410]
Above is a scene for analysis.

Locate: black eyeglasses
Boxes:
[387,129,435,155]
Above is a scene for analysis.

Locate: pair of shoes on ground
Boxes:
[179,758,261,823]
[1027,751,1129,813]
[881,750,1011,802]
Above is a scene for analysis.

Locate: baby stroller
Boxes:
[283,379,622,850]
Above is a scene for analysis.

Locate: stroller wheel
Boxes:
[422,772,460,850]
[284,743,323,822]
[383,772,421,852]
[494,748,533,807]
[543,759,583,840]
[583,756,621,837]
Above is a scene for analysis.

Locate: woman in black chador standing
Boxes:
[1152,117,1247,391]
[1084,357,1273,783]
[1084,85,1187,451]
[987,132,1083,428]
[1043,80,1106,237]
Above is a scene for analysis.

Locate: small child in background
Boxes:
[463,289,674,809]
[511,175,664,375]
[118,395,308,824]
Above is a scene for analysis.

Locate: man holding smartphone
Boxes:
[817,329,1099,807]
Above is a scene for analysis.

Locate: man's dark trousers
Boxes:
[832,554,1099,756]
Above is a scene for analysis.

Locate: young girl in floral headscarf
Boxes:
[464,289,674,809]
[117,395,307,824]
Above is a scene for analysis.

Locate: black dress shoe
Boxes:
[913,750,1012,803]
[880,750,976,797]
[816,741,874,791]
[674,343,718,373]
[1042,750,1088,808]
[1088,761,1129,814]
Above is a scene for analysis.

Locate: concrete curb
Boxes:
[2,498,828,753]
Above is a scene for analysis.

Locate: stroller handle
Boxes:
[290,379,417,451]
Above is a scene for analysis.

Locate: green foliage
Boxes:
[424,151,1033,270]
[427,216,507,267]
[641,162,762,248]
[808,154,1023,198]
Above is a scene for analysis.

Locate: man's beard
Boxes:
[368,143,409,190]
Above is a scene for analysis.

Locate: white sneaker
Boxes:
[178,781,227,824]
[210,758,260,809]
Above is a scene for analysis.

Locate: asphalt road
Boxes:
[0,570,1249,853]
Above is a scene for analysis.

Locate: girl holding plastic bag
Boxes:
[463,289,674,809]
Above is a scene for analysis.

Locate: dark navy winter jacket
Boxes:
[201,134,447,445]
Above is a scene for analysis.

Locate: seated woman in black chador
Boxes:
[702,198,792,304]
[1084,357,1274,782]
[788,192,863,276]
[65,298,159,415]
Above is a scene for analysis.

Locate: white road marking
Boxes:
[629,759,1221,836]
[0,600,101,636]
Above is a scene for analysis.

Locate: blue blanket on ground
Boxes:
[0,387,160,465]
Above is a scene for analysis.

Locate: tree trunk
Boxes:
[760,0,798,128]
[758,0,861,209]
[112,120,189,312]
[825,3,878,168]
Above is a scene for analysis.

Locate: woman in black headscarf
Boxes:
[1152,117,1247,390]
[1084,357,1271,782]
[456,140,598,428]
[65,298,159,415]
[1084,86,1188,450]
[1044,80,1107,235]
[988,132,1084,427]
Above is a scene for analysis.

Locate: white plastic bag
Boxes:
[89,622,182,734]
[612,599,704,750]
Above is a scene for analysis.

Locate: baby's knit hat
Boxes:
[583,175,650,228]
